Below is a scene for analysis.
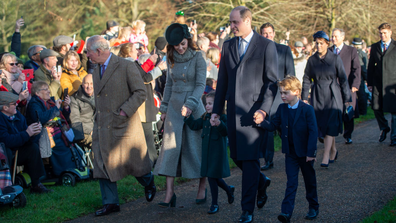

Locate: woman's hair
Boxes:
[166,38,198,68]
[206,48,220,65]
[206,32,218,42]
[278,75,302,93]
[0,53,17,70]
[118,43,134,58]
[131,20,146,31]
[31,81,49,96]
[314,37,330,46]
[63,50,81,70]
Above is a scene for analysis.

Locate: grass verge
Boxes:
[361,197,396,223]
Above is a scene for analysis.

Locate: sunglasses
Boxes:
[33,50,42,56]
[175,11,184,16]
[8,63,18,66]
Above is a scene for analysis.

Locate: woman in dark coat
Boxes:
[301,31,351,167]
[26,81,78,176]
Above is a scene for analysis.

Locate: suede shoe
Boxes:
[305,208,319,220]
[30,183,53,194]
[95,204,120,216]
[257,177,271,208]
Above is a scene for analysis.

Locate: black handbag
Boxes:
[71,122,85,143]
[343,105,354,122]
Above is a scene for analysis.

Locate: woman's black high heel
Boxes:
[196,189,207,204]
[329,151,338,163]
[158,193,176,208]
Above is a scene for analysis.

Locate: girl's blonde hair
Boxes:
[131,20,146,32]
[207,48,220,65]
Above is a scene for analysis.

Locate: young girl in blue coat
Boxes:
[184,91,235,214]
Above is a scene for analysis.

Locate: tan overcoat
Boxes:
[92,54,151,182]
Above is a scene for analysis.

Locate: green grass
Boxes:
[361,197,396,223]
[0,175,189,223]
[354,107,375,124]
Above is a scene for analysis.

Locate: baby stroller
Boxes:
[15,120,91,188]
[0,143,26,208]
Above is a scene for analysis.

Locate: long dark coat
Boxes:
[301,50,351,137]
[213,31,278,160]
[329,45,361,115]
[184,113,230,179]
[92,54,151,182]
[367,39,396,113]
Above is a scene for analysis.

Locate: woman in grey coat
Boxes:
[154,23,206,207]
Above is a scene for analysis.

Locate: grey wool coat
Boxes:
[154,48,206,178]
[92,54,152,182]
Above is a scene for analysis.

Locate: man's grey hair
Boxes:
[27,45,46,59]
[197,37,210,48]
[332,28,345,37]
[138,53,151,65]
[86,35,110,51]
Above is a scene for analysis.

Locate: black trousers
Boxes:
[282,152,319,216]
[264,131,275,164]
[357,80,367,115]
[233,159,267,213]
[343,117,354,139]
[17,142,45,187]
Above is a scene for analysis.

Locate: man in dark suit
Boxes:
[367,23,396,146]
[211,6,278,223]
[260,23,295,171]
[330,28,361,144]
[352,38,369,116]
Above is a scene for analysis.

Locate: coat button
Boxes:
[285,135,287,138]
[108,126,110,129]
[98,111,100,114]
[286,126,288,128]
[98,126,101,129]
[97,95,100,97]
[183,80,186,83]
[105,94,107,96]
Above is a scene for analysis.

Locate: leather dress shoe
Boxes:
[261,161,274,171]
[305,208,319,220]
[345,137,353,144]
[145,179,156,202]
[238,210,253,223]
[390,141,396,147]
[278,213,291,223]
[207,205,219,214]
[379,128,390,142]
[257,177,271,208]
[95,204,120,216]
[227,185,235,204]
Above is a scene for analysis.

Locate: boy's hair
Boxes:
[278,75,302,93]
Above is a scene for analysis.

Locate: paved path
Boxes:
[69,115,396,223]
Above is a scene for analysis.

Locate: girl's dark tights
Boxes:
[208,177,231,205]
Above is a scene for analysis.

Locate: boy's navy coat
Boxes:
[260,100,318,157]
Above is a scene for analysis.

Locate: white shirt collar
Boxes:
[382,39,391,47]
[240,30,254,44]
[334,43,344,52]
[287,100,299,109]
[102,53,112,67]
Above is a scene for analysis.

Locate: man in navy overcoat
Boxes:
[211,6,278,223]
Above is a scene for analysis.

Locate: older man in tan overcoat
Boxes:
[86,35,156,216]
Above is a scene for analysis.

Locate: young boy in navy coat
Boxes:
[258,76,319,222]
